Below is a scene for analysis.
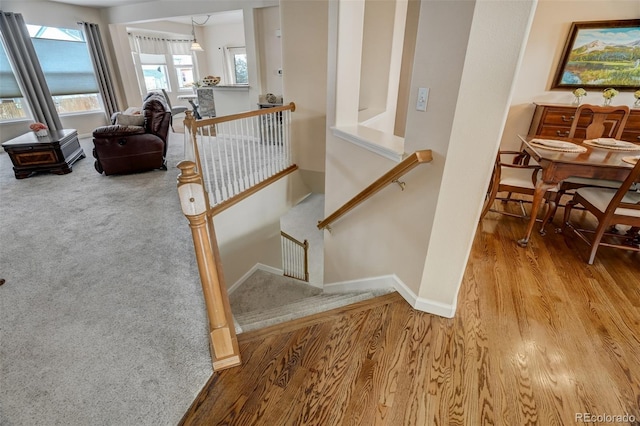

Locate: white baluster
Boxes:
[203,126,219,205]
[259,114,267,181]
[233,119,244,192]
[285,110,291,168]
[239,118,248,190]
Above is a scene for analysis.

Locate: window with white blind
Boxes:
[27,25,101,115]
[0,40,27,121]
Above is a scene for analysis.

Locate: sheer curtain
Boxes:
[79,21,120,119]
[128,33,191,55]
[221,47,233,84]
[0,11,62,131]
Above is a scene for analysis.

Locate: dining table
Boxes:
[516,134,638,247]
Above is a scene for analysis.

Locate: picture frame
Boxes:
[551,19,640,91]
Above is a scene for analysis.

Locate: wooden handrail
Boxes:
[193,102,296,128]
[317,149,433,230]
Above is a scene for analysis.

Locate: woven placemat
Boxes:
[622,156,639,165]
[529,142,587,153]
[584,140,640,152]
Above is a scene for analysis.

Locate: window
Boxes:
[129,33,197,97]
[232,51,248,84]
[27,25,101,115]
[0,40,27,121]
[140,53,169,91]
[174,55,194,90]
[224,47,248,85]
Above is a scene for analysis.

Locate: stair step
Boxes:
[234,292,377,333]
[235,292,362,323]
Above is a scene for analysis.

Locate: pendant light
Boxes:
[190,16,210,52]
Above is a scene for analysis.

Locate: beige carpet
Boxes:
[0,132,212,425]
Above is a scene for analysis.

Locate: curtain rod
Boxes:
[127,32,192,43]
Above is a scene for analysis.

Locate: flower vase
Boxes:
[634,98,640,108]
[603,98,612,106]
[572,96,582,106]
[35,129,48,137]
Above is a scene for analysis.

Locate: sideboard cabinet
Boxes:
[527,103,640,143]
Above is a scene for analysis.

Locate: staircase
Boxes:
[230,269,394,333]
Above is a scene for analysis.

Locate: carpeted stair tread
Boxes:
[229,270,324,315]
[234,292,360,322]
[234,292,377,333]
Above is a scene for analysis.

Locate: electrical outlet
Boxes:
[416,87,429,111]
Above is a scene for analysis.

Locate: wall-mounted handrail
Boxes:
[317,149,433,230]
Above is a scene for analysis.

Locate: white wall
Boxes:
[358,0,395,118]
[501,0,640,150]
[0,1,111,141]
[255,6,283,96]
[323,0,476,295]
[202,19,251,115]
[280,0,329,192]
[214,171,310,286]
[323,0,536,317]
[414,1,536,314]
[204,21,245,84]
[358,0,407,135]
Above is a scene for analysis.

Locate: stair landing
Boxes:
[229,269,394,333]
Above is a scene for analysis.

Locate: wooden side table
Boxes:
[1,129,85,179]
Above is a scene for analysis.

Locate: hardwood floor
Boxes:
[180,205,640,425]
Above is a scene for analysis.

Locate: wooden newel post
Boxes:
[177,160,241,371]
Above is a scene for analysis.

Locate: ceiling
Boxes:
[165,11,243,27]
[48,0,243,26]
[49,0,154,7]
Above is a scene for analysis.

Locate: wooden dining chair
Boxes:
[561,157,640,264]
[480,150,556,221]
[539,104,632,229]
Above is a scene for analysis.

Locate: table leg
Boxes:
[188,100,201,119]
[517,181,556,247]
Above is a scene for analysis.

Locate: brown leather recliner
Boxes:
[92,92,171,175]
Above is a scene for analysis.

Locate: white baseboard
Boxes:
[392,276,457,318]
[231,268,457,318]
[323,274,398,293]
[228,263,283,294]
[325,274,457,318]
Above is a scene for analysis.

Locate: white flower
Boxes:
[602,88,619,99]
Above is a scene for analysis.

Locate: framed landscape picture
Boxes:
[551,19,640,91]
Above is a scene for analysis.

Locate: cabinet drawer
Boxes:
[535,126,572,138]
[528,105,577,136]
[624,112,640,131]
[621,130,640,143]
[13,150,57,166]
[529,104,638,141]
[539,108,576,127]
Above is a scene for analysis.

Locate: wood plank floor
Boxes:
[180,204,640,425]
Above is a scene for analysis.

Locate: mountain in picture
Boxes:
[560,34,640,87]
